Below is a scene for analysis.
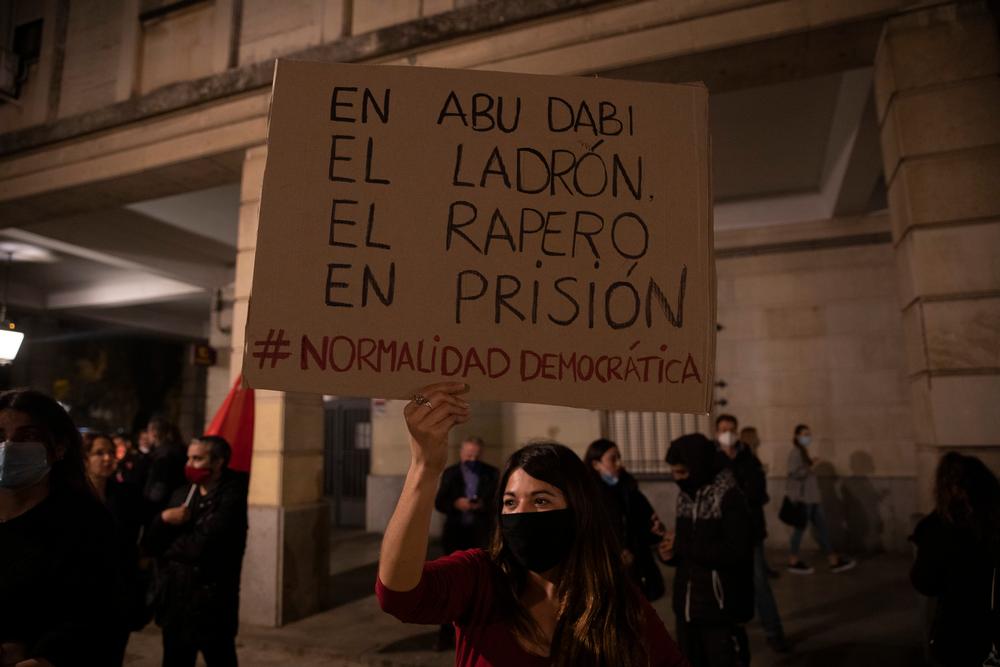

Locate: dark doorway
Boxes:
[323,398,371,527]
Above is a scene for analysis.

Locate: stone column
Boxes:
[875,1,1000,510]
[233,145,328,626]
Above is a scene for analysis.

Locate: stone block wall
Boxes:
[714,217,914,481]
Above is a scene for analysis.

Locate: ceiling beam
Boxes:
[46,275,203,310]
[2,207,234,290]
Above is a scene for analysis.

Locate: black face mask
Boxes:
[676,478,701,498]
[500,509,575,573]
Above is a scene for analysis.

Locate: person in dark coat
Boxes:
[715,416,787,654]
[84,432,147,665]
[584,438,666,602]
[434,436,500,554]
[661,433,754,667]
[116,429,151,490]
[432,435,499,650]
[143,416,187,518]
[910,452,1000,667]
[146,435,249,667]
[0,389,119,667]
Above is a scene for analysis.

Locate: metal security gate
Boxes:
[601,411,712,475]
[324,398,371,527]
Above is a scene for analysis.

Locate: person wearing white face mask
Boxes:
[0,389,118,667]
[785,424,856,575]
[715,415,788,655]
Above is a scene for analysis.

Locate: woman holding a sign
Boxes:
[376,382,687,667]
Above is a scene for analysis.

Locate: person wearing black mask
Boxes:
[377,382,688,667]
[433,436,499,650]
[145,435,248,666]
[661,433,754,667]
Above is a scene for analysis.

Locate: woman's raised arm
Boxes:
[378,382,470,592]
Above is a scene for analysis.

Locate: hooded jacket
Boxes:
[667,434,754,624]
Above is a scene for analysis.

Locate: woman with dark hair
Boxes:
[83,432,147,665]
[584,438,666,601]
[377,382,687,667]
[785,424,855,574]
[0,389,118,666]
[911,452,1000,666]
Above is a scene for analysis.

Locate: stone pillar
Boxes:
[875,1,1000,511]
[233,146,328,626]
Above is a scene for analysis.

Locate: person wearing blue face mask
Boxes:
[584,438,666,602]
[785,424,855,575]
[0,389,118,667]
[433,435,499,650]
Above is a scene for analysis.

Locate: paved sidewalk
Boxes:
[125,534,925,666]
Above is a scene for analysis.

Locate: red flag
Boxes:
[205,374,255,472]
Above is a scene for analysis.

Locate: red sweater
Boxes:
[376,549,689,667]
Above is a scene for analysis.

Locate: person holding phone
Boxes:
[433,435,499,649]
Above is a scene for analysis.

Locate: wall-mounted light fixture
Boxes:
[0,252,23,365]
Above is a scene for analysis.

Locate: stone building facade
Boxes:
[0,0,996,626]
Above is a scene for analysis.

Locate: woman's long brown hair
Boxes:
[489,442,649,667]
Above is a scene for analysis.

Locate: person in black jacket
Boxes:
[116,429,151,491]
[434,436,500,554]
[143,417,187,519]
[432,435,499,649]
[83,432,147,665]
[715,416,788,654]
[0,389,118,667]
[661,433,754,667]
[146,435,249,667]
[910,452,1000,667]
[584,438,666,602]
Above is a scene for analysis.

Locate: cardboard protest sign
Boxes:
[243,60,714,413]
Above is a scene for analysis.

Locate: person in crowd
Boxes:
[911,452,1000,666]
[786,424,855,574]
[0,389,118,666]
[143,416,187,516]
[661,433,753,667]
[715,417,788,653]
[584,438,666,602]
[738,426,778,581]
[739,427,761,461]
[435,436,500,554]
[377,382,688,667]
[83,432,147,665]
[433,435,500,650]
[118,428,152,489]
[138,428,153,455]
[145,435,249,667]
[113,430,132,461]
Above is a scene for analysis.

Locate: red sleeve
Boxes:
[376,548,490,625]
[641,597,689,667]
